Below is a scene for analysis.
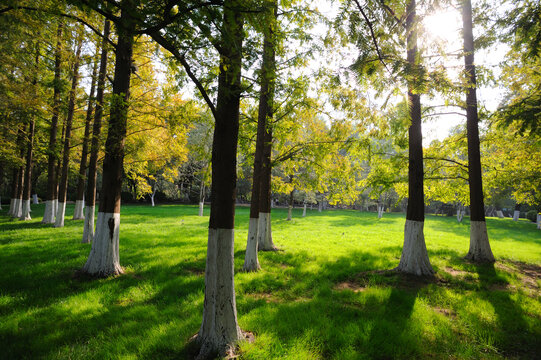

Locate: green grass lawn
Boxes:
[1,204,540,359]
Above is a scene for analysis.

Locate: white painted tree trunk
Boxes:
[377,205,384,218]
[396,220,434,276]
[82,212,123,276]
[19,199,31,221]
[496,210,504,218]
[0,196,2,210]
[54,202,66,227]
[199,202,204,216]
[257,212,276,251]
[318,201,322,212]
[243,218,260,272]
[287,206,292,221]
[53,199,58,220]
[457,210,464,223]
[42,200,55,223]
[303,203,306,217]
[73,199,85,220]
[271,199,274,208]
[150,189,156,207]
[537,214,541,230]
[198,228,242,357]
[8,198,15,216]
[12,198,22,218]
[82,205,95,243]
[513,210,520,221]
[32,194,39,204]
[465,221,495,262]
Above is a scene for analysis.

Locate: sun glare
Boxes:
[423,9,462,46]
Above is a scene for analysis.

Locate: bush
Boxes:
[526,210,538,222]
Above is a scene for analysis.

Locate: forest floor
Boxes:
[0,204,540,359]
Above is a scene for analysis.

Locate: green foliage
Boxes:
[526,210,538,223]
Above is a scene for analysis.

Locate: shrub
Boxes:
[526,210,538,222]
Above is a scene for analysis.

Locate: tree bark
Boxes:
[55,34,83,228]
[43,22,63,224]
[513,203,520,221]
[12,126,26,219]
[8,168,19,216]
[462,0,495,262]
[287,188,294,221]
[20,119,35,221]
[83,20,110,244]
[197,1,244,356]
[83,13,133,276]
[74,58,98,220]
[396,0,434,276]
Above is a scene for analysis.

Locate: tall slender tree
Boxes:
[256,0,278,252]
[396,0,434,276]
[42,21,63,224]
[55,31,84,228]
[462,0,494,262]
[83,19,110,244]
[82,7,135,275]
[197,1,245,356]
[73,55,98,220]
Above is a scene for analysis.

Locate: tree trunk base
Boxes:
[42,200,56,224]
[54,202,66,227]
[12,198,22,218]
[287,206,292,221]
[513,210,520,221]
[199,228,242,359]
[465,220,495,262]
[302,204,306,217]
[82,212,123,277]
[73,200,85,220]
[396,219,434,276]
[32,194,39,204]
[82,205,95,244]
[257,212,277,251]
[19,199,31,221]
[243,218,260,272]
[8,198,15,215]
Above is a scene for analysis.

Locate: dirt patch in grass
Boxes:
[511,261,541,289]
[433,306,456,318]
[245,292,281,303]
[443,266,470,277]
[334,281,366,293]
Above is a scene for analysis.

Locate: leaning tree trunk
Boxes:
[396,0,434,276]
[83,20,110,244]
[43,22,63,224]
[197,1,244,357]
[243,19,277,271]
[20,119,35,220]
[55,35,83,228]
[462,0,495,262]
[74,60,98,220]
[82,15,133,276]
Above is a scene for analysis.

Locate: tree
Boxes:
[55,29,83,228]
[73,56,98,220]
[42,21,63,224]
[462,0,494,262]
[82,19,110,244]
[82,5,136,276]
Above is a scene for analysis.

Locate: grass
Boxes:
[0,203,540,359]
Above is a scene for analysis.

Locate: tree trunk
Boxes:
[513,203,520,221]
[150,185,156,207]
[20,119,35,221]
[32,194,38,204]
[55,35,83,228]
[82,14,133,276]
[12,126,26,219]
[303,202,306,217]
[537,214,541,230]
[8,168,19,216]
[256,5,278,252]
[396,0,434,276]
[318,198,322,212]
[74,59,98,220]
[83,20,110,244]
[199,175,205,216]
[462,0,494,262]
[197,2,244,357]
[43,22,63,224]
[287,188,294,221]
